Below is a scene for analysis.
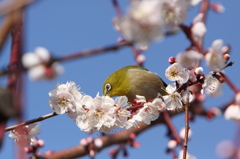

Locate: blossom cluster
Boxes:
[22,47,64,80]
[9,123,41,147]
[48,81,166,133]
[113,0,202,47]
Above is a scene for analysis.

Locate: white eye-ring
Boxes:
[105,83,111,91]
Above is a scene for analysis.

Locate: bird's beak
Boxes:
[103,90,108,96]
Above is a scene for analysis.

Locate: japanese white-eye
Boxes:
[103,65,167,103]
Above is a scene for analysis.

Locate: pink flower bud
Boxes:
[168,57,176,64]
[86,136,94,143]
[24,147,33,153]
[129,133,136,139]
[89,149,95,158]
[94,138,103,148]
[36,139,45,147]
[167,140,177,149]
[133,141,140,148]
[117,37,125,43]
[136,55,146,64]
[210,3,225,13]
[80,138,88,146]
[223,54,230,63]
[45,150,55,156]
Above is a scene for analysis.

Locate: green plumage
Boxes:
[103,65,167,103]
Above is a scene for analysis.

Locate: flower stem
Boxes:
[5,112,58,132]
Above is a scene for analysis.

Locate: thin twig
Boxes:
[219,72,239,94]
[55,42,132,62]
[111,0,123,16]
[183,86,190,159]
[163,111,182,145]
[0,42,132,78]
[5,112,58,132]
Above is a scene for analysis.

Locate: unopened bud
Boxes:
[24,147,33,153]
[210,3,225,13]
[80,138,88,146]
[45,150,55,156]
[109,148,118,155]
[179,127,192,139]
[223,54,230,63]
[89,149,95,158]
[36,139,44,147]
[136,55,146,64]
[195,67,203,75]
[117,37,125,43]
[210,107,222,116]
[94,138,103,148]
[133,141,140,148]
[215,75,225,83]
[129,133,136,139]
[168,57,176,64]
[167,140,177,149]
[86,136,93,143]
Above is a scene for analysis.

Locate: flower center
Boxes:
[58,96,69,107]
[95,109,103,118]
[170,70,179,78]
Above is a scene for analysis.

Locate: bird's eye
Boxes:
[105,83,111,91]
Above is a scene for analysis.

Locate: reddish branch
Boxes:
[43,112,176,159]
[220,72,239,94]
[0,41,132,77]
[163,111,182,145]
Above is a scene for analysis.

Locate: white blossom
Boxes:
[205,39,225,72]
[161,0,189,32]
[224,104,240,123]
[48,81,83,118]
[135,100,160,125]
[125,115,141,129]
[9,123,41,146]
[194,67,203,75]
[113,0,164,47]
[165,63,189,85]
[163,83,192,110]
[202,72,222,97]
[22,47,64,80]
[163,83,183,110]
[113,96,131,128]
[75,95,95,132]
[113,16,163,48]
[176,50,202,69]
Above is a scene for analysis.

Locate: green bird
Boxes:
[103,65,167,103]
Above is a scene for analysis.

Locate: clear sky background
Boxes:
[0,0,240,159]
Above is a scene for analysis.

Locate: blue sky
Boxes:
[0,0,240,159]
